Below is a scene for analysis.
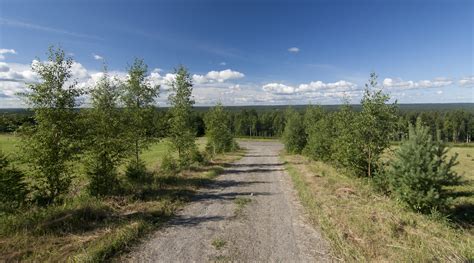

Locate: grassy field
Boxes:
[283,146,474,261]
[0,133,20,157]
[0,134,244,262]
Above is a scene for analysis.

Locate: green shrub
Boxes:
[160,154,178,176]
[85,157,119,196]
[387,118,460,213]
[125,158,150,182]
[282,108,306,154]
[0,152,27,211]
[304,114,333,161]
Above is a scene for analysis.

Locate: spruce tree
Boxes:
[388,118,460,213]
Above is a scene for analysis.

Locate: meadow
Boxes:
[0,133,243,262]
[284,145,474,261]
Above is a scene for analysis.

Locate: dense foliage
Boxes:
[282,108,306,154]
[204,103,235,155]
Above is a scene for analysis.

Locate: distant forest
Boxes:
[1,103,474,143]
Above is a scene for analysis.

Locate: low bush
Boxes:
[125,158,151,183]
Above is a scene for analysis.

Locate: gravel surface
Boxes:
[125,140,331,262]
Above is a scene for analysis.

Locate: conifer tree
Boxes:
[388,118,460,213]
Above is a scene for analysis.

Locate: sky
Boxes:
[0,0,473,107]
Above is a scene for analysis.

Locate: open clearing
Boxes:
[124,140,331,262]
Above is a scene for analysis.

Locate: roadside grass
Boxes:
[283,146,474,262]
[233,197,252,216]
[0,137,245,262]
[211,237,227,250]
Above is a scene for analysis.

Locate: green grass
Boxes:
[283,147,474,262]
[0,133,244,262]
[233,196,252,217]
[211,237,227,250]
[0,133,21,156]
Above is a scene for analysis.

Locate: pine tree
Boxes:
[21,46,83,204]
[388,118,460,213]
[282,107,306,154]
[204,103,235,155]
[168,66,197,168]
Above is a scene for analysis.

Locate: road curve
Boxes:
[125,140,330,262]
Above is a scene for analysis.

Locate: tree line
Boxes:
[1,47,236,211]
[2,104,473,143]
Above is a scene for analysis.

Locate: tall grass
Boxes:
[284,151,473,262]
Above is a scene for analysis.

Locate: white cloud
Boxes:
[459,76,474,87]
[192,69,245,84]
[0,49,17,60]
[436,90,443,94]
[263,80,357,96]
[93,54,103,60]
[262,83,296,94]
[0,62,10,72]
[206,69,244,82]
[219,62,226,66]
[382,77,453,90]
[288,47,300,53]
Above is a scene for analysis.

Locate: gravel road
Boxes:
[125,140,330,262]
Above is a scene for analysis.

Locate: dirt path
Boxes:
[125,140,330,262]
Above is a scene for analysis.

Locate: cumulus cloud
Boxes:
[459,76,474,87]
[263,80,357,96]
[93,54,103,60]
[262,83,296,94]
[192,69,244,84]
[0,49,17,60]
[288,47,300,53]
[382,77,453,90]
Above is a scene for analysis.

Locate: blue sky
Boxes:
[0,0,473,107]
